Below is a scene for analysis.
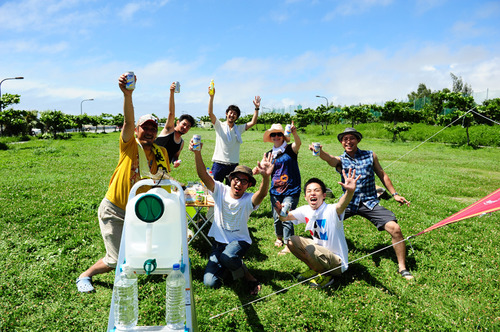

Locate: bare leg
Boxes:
[79,258,114,279]
[384,221,413,279]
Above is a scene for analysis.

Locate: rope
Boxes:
[384,108,475,170]
[210,237,410,320]
[470,110,500,125]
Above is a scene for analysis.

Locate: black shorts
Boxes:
[344,204,397,231]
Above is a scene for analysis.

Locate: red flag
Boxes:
[415,188,500,236]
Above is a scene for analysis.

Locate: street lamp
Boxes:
[315,95,329,108]
[80,98,94,115]
[0,77,24,112]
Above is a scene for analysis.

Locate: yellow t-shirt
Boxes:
[105,135,170,210]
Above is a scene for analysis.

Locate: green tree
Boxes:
[342,104,374,127]
[436,91,476,146]
[74,114,91,133]
[39,110,73,137]
[450,73,473,95]
[408,83,432,101]
[477,98,500,125]
[112,113,124,131]
[0,93,20,111]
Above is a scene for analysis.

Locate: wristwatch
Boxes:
[392,192,399,197]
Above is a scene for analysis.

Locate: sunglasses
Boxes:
[231,177,249,185]
[270,132,284,138]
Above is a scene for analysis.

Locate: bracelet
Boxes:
[392,192,399,197]
[255,108,259,111]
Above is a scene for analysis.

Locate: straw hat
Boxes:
[263,123,290,143]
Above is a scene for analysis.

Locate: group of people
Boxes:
[76,73,413,296]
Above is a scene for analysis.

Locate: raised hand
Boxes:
[338,168,360,193]
[254,152,274,177]
[253,96,261,109]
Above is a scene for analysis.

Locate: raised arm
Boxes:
[119,73,136,143]
[336,168,360,215]
[251,152,274,207]
[189,139,215,192]
[373,152,410,206]
[208,87,217,124]
[245,96,260,130]
[310,144,341,169]
[159,82,177,136]
[290,121,302,154]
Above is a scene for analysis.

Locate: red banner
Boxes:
[415,188,500,236]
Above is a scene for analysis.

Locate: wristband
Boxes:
[255,108,259,111]
[392,192,399,197]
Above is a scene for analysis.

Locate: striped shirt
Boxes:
[338,149,379,212]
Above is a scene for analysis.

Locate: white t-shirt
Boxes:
[208,181,259,244]
[290,202,349,272]
[212,118,247,164]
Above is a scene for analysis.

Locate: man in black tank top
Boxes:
[155,81,195,167]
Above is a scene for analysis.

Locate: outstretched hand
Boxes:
[252,152,274,177]
[394,194,410,207]
[253,96,261,109]
[338,168,360,193]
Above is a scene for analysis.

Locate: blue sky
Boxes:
[1,0,499,119]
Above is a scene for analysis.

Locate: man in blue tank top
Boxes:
[314,128,413,280]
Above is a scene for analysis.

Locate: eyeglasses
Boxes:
[341,136,357,142]
[231,177,249,185]
[270,132,284,138]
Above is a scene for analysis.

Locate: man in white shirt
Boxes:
[277,169,359,288]
[190,139,273,295]
[207,85,260,183]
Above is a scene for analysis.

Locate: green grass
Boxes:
[0,127,499,331]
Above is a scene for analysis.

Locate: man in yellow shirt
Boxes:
[76,73,170,293]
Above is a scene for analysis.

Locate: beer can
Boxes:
[192,134,201,151]
[175,81,180,93]
[312,142,320,157]
[280,201,291,217]
[125,71,135,90]
[209,79,215,96]
[284,124,291,137]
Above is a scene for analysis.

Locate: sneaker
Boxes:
[296,269,318,281]
[309,274,334,288]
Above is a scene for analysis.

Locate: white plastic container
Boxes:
[124,187,182,272]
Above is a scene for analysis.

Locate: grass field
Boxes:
[0,124,499,331]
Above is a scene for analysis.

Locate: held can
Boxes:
[284,124,291,137]
[312,142,320,157]
[192,134,201,151]
[174,81,180,93]
[280,201,291,217]
[126,72,135,90]
[209,79,215,96]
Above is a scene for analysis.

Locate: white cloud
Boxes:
[323,0,393,20]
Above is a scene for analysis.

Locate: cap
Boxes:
[263,123,290,143]
[227,165,257,187]
[337,127,362,142]
[136,114,159,127]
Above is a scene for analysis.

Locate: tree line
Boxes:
[1,73,498,144]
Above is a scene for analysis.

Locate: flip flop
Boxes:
[398,269,414,280]
[278,247,290,256]
[274,239,283,247]
[76,277,95,293]
[248,280,262,295]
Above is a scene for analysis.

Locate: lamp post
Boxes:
[315,95,329,108]
[80,98,94,115]
[0,77,24,112]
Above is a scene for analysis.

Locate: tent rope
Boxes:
[210,237,410,320]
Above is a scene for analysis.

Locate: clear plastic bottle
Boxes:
[166,263,186,330]
[113,266,138,331]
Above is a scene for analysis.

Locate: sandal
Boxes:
[278,247,290,256]
[398,269,414,280]
[76,276,95,293]
[248,280,262,295]
[274,239,283,247]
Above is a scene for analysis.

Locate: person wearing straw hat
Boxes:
[76,73,171,293]
[189,137,274,295]
[263,122,302,255]
[312,127,413,280]
[207,85,260,183]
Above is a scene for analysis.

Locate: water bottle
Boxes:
[166,263,186,330]
[113,266,138,331]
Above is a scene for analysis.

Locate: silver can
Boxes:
[125,71,135,90]
[192,134,201,151]
[280,201,291,217]
[284,124,291,137]
[175,81,180,93]
[312,142,321,156]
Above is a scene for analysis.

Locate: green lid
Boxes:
[135,194,164,223]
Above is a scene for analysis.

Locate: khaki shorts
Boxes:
[290,236,343,276]
[98,198,125,268]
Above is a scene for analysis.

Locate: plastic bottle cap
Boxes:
[173,263,180,270]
